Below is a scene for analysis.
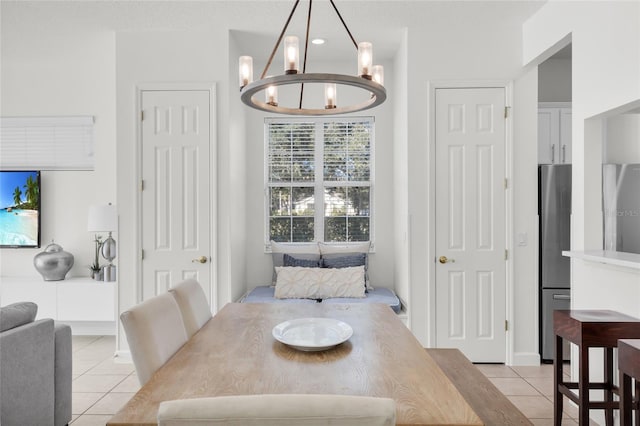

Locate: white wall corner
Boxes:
[114,350,133,364]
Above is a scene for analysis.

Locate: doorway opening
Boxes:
[537,42,573,363]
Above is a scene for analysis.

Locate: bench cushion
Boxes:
[322,287,401,313]
[241,286,401,313]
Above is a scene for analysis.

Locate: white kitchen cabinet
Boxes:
[0,276,116,335]
[538,103,572,164]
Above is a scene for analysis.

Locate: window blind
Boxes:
[265,117,373,243]
[0,116,95,170]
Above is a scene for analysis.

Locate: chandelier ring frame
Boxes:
[240,73,386,116]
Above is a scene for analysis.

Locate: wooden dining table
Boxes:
[107,302,483,426]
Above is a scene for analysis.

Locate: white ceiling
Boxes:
[231,0,546,64]
[2,0,546,65]
[231,1,405,63]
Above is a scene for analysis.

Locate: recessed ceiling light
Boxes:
[311,38,325,45]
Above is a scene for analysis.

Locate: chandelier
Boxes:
[238,0,386,115]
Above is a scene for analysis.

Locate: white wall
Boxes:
[604,114,640,164]
[538,58,571,102]
[0,9,116,281]
[512,67,541,364]
[228,31,248,304]
[392,29,410,313]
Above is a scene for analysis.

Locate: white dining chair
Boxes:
[120,292,188,385]
[157,394,396,426]
[168,279,212,338]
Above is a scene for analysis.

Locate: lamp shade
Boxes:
[358,42,373,78]
[324,83,337,109]
[265,84,278,106]
[283,35,299,74]
[87,204,117,232]
[372,65,384,85]
[238,56,253,88]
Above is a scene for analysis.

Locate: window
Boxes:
[266,117,373,244]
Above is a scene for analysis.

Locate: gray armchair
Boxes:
[0,302,72,426]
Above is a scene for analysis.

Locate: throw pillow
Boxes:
[0,301,38,332]
[319,241,372,289]
[283,253,321,268]
[274,266,366,299]
[321,253,366,269]
[269,241,320,284]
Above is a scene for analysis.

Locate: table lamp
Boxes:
[87,203,117,281]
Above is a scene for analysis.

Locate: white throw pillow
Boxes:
[274,266,366,299]
[318,241,372,289]
[270,241,320,285]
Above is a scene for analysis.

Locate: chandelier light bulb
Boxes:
[372,65,384,85]
[284,36,300,74]
[239,56,253,88]
[324,83,337,109]
[358,42,373,79]
[265,85,278,106]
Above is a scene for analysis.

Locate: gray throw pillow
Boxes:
[321,253,367,269]
[0,301,38,332]
[283,253,321,268]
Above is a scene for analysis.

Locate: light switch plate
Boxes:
[517,232,528,246]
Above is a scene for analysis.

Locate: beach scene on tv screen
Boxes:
[0,171,39,246]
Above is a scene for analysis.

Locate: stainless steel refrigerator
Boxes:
[603,163,640,255]
[539,164,572,362]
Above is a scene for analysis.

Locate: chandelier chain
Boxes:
[260,0,301,80]
[329,0,358,50]
[299,0,313,109]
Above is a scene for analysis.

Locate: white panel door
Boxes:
[141,90,212,302]
[435,87,506,363]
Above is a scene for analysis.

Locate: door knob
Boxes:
[439,256,455,264]
[192,256,208,264]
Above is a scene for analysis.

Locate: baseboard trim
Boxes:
[511,352,541,366]
[63,321,116,336]
[114,350,132,363]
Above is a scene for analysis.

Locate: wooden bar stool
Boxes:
[553,310,640,426]
[619,339,640,426]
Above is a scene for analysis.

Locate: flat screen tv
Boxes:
[0,171,41,248]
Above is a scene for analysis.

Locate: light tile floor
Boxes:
[70,336,586,425]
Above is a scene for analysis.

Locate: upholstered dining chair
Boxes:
[157,394,396,426]
[168,279,212,338]
[120,292,188,385]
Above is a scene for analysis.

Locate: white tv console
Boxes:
[0,276,116,335]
